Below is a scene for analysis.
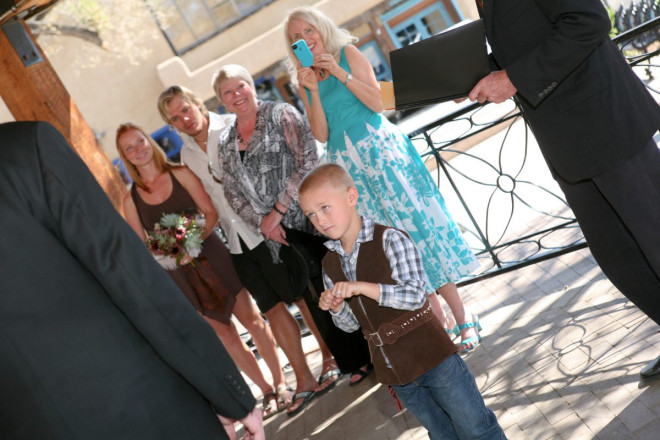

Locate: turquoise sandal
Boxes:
[445,325,460,340]
[458,316,482,353]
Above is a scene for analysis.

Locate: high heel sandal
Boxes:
[458,316,482,353]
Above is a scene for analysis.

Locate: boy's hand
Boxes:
[332,281,381,303]
[319,289,344,312]
[331,281,361,299]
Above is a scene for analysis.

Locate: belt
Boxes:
[362,300,434,347]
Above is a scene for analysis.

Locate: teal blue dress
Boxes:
[313,46,479,289]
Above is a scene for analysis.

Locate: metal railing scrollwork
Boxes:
[405,18,660,286]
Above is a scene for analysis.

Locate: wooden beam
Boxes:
[1,0,57,25]
[0,18,126,212]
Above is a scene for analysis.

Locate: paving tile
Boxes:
[503,423,525,439]
[533,394,575,426]
[256,242,660,440]
[635,384,660,417]
[552,412,595,439]
[597,383,637,417]
[581,413,617,435]
[591,418,635,440]
[513,404,548,431]
[578,340,618,368]
[556,381,589,407]
[533,360,569,391]
[617,400,657,434]
[519,416,560,440]
[559,349,591,374]
[633,417,660,440]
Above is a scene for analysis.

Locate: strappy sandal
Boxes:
[458,315,482,353]
[445,325,460,340]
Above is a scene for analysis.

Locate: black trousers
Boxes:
[557,138,660,326]
[284,229,371,374]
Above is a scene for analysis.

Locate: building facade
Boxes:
[2,0,477,164]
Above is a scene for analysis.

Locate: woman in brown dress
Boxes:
[117,123,289,422]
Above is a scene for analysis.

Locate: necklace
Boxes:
[318,68,326,79]
[236,130,247,146]
[236,105,260,147]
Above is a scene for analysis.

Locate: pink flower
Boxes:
[175,227,186,241]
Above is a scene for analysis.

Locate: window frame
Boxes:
[149,0,276,55]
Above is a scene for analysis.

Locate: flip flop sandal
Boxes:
[261,391,278,420]
[286,390,316,417]
[349,364,373,387]
[316,368,341,396]
[276,385,294,411]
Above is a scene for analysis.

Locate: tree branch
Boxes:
[29,22,103,47]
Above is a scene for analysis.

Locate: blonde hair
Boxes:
[115,122,179,191]
[156,85,208,124]
[299,163,355,197]
[283,7,358,86]
[211,64,256,104]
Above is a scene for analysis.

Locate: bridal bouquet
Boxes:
[146,213,204,270]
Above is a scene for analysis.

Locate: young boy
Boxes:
[298,163,506,439]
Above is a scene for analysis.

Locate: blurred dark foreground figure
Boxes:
[0,121,263,439]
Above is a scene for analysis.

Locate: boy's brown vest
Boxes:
[322,224,458,385]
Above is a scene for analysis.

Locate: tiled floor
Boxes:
[236,82,660,439]
[237,245,660,439]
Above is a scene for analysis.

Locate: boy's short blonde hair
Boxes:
[299,163,355,196]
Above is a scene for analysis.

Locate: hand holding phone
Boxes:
[292,39,314,68]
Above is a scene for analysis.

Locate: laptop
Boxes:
[390,19,490,110]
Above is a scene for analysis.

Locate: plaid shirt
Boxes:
[322,217,428,332]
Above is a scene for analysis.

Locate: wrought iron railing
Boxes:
[405,18,660,286]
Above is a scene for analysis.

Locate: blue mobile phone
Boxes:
[292,39,314,68]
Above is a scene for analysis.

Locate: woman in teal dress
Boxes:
[284,6,483,353]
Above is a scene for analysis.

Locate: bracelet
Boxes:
[273,205,287,216]
[344,73,352,85]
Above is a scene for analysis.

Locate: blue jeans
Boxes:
[392,353,506,440]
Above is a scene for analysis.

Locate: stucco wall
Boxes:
[44,29,174,159]
[156,0,387,103]
[1,0,475,159]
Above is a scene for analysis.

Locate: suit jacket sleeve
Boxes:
[35,122,256,419]
[505,0,612,107]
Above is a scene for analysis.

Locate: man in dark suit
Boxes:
[468,0,660,379]
[0,121,263,439]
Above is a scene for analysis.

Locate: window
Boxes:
[359,41,392,82]
[153,0,274,54]
[395,23,423,46]
[381,1,458,49]
[391,5,452,47]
